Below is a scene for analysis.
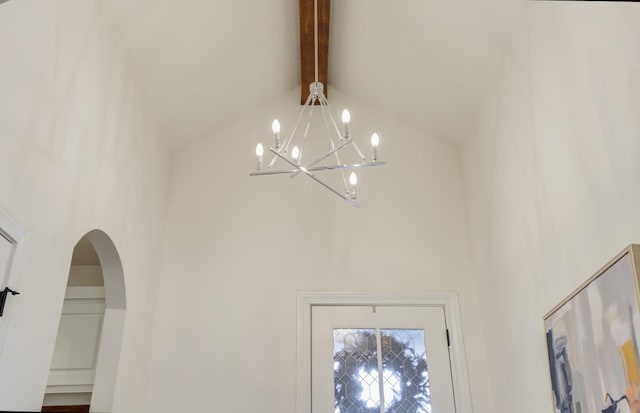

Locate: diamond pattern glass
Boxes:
[333,329,379,413]
[333,329,431,413]
[381,329,431,413]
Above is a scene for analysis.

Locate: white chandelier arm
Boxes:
[269,148,360,208]
[291,137,352,179]
[298,94,318,164]
[318,92,367,162]
[283,92,316,157]
[250,160,386,176]
[318,96,349,190]
[267,92,314,170]
[349,138,367,162]
[318,94,342,140]
[318,93,346,140]
[289,101,351,180]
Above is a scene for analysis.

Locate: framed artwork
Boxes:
[545,245,640,413]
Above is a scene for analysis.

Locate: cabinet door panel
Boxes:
[46,288,105,393]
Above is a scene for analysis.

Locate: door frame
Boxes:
[0,204,28,359]
[296,292,473,413]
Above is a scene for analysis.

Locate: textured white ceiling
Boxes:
[106,0,525,149]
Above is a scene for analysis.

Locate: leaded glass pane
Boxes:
[333,329,380,413]
[380,329,431,413]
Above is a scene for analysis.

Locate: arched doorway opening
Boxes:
[42,230,126,413]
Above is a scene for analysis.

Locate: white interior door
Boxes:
[312,305,455,413]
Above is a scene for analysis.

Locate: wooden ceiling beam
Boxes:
[299,0,330,104]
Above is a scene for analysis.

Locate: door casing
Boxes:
[296,292,473,413]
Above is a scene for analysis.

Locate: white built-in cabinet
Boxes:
[46,287,105,395]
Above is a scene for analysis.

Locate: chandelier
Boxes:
[249,0,385,208]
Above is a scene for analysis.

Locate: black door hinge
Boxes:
[446,329,451,347]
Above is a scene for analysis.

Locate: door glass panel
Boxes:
[314,305,454,413]
[333,329,432,413]
[333,329,379,412]
[381,329,430,413]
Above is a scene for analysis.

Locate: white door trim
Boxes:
[0,204,27,289]
[0,204,28,359]
[296,292,473,413]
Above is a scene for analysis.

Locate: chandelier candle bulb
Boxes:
[291,146,300,162]
[272,119,281,149]
[341,109,351,139]
[371,133,379,161]
[256,143,264,170]
[349,172,358,200]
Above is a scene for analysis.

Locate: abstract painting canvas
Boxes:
[545,245,640,413]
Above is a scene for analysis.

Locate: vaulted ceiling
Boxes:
[105,0,526,149]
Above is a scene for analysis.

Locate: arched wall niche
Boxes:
[80,229,126,413]
[84,230,126,309]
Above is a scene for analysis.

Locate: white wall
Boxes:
[144,87,494,412]
[67,265,104,287]
[0,1,170,411]
[463,3,640,413]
